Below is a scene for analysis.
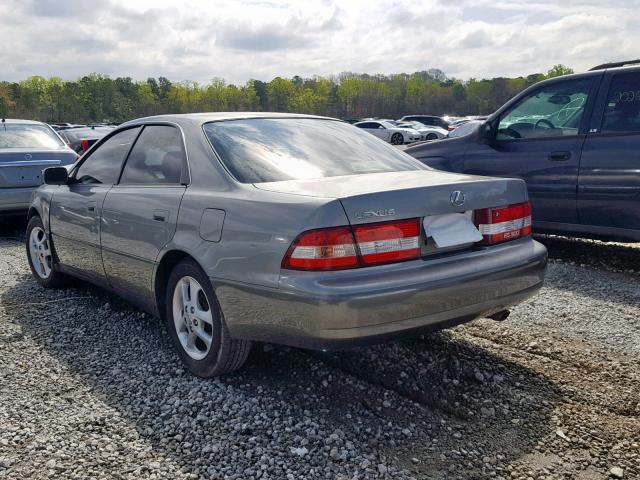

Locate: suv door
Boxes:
[578,70,640,239]
[462,75,599,225]
[100,124,188,306]
[49,127,141,282]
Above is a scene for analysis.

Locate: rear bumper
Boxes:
[0,187,34,213]
[214,238,547,349]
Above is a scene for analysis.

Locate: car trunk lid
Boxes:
[0,149,77,188]
[255,170,528,223]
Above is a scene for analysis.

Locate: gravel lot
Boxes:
[0,218,638,480]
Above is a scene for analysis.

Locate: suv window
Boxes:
[601,72,640,134]
[119,125,184,185]
[75,127,141,185]
[497,78,592,140]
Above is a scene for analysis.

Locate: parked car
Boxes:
[58,125,115,154]
[354,120,421,144]
[398,115,450,130]
[406,61,640,242]
[27,113,547,376]
[395,121,448,140]
[447,120,482,138]
[50,123,85,131]
[0,119,77,216]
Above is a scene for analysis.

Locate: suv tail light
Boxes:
[474,201,532,245]
[282,219,421,271]
[80,139,90,152]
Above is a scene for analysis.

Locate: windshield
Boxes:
[0,123,65,149]
[203,118,427,183]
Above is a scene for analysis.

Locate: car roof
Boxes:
[1,118,48,125]
[121,112,336,128]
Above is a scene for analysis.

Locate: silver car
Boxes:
[1,119,77,215]
[26,113,547,377]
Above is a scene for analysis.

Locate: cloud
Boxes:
[216,24,314,51]
[0,0,638,84]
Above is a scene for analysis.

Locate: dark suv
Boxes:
[406,61,640,242]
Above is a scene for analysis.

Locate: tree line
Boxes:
[0,65,574,123]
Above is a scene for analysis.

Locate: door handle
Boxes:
[153,209,169,222]
[549,151,572,161]
[87,202,96,213]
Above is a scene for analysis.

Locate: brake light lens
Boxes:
[282,226,358,270]
[474,201,532,244]
[80,139,90,152]
[353,219,420,265]
[282,218,421,271]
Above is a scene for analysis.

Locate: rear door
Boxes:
[49,127,141,282]
[100,124,187,304]
[461,75,599,225]
[578,70,640,237]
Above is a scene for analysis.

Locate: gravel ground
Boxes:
[0,218,638,480]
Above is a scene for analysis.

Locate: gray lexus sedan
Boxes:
[26,113,547,377]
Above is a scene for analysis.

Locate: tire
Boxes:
[25,215,68,288]
[391,132,404,145]
[165,259,252,377]
[425,133,438,140]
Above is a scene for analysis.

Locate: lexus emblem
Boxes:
[24,153,32,160]
[450,190,465,207]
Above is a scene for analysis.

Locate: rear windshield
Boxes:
[0,124,65,149]
[203,118,427,183]
[61,127,112,142]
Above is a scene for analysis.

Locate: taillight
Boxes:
[474,201,532,245]
[282,226,359,270]
[282,219,421,271]
[80,139,90,152]
[353,218,420,265]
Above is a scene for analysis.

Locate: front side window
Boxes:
[0,124,65,149]
[203,118,427,183]
[119,125,184,185]
[497,78,592,140]
[74,127,140,185]
[601,72,640,134]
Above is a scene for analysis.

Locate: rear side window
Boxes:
[75,127,140,185]
[601,72,640,134]
[119,125,184,185]
[0,124,64,149]
[203,118,426,183]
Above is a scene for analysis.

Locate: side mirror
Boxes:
[43,166,69,185]
[478,121,495,144]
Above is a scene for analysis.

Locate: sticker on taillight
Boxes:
[474,202,532,245]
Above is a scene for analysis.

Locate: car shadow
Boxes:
[535,234,640,273]
[2,274,558,478]
[0,215,26,245]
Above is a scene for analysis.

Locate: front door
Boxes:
[578,70,640,238]
[462,75,598,225]
[100,125,187,305]
[49,127,141,282]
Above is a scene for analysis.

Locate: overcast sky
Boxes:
[0,0,638,84]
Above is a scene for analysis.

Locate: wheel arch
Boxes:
[154,249,203,320]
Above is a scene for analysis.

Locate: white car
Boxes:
[395,121,448,140]
[354,120,421,145]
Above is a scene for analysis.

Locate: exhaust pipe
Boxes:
[487,309,510,322]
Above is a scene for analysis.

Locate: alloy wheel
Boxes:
[29,227,52,279]
[172,276,214,360]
